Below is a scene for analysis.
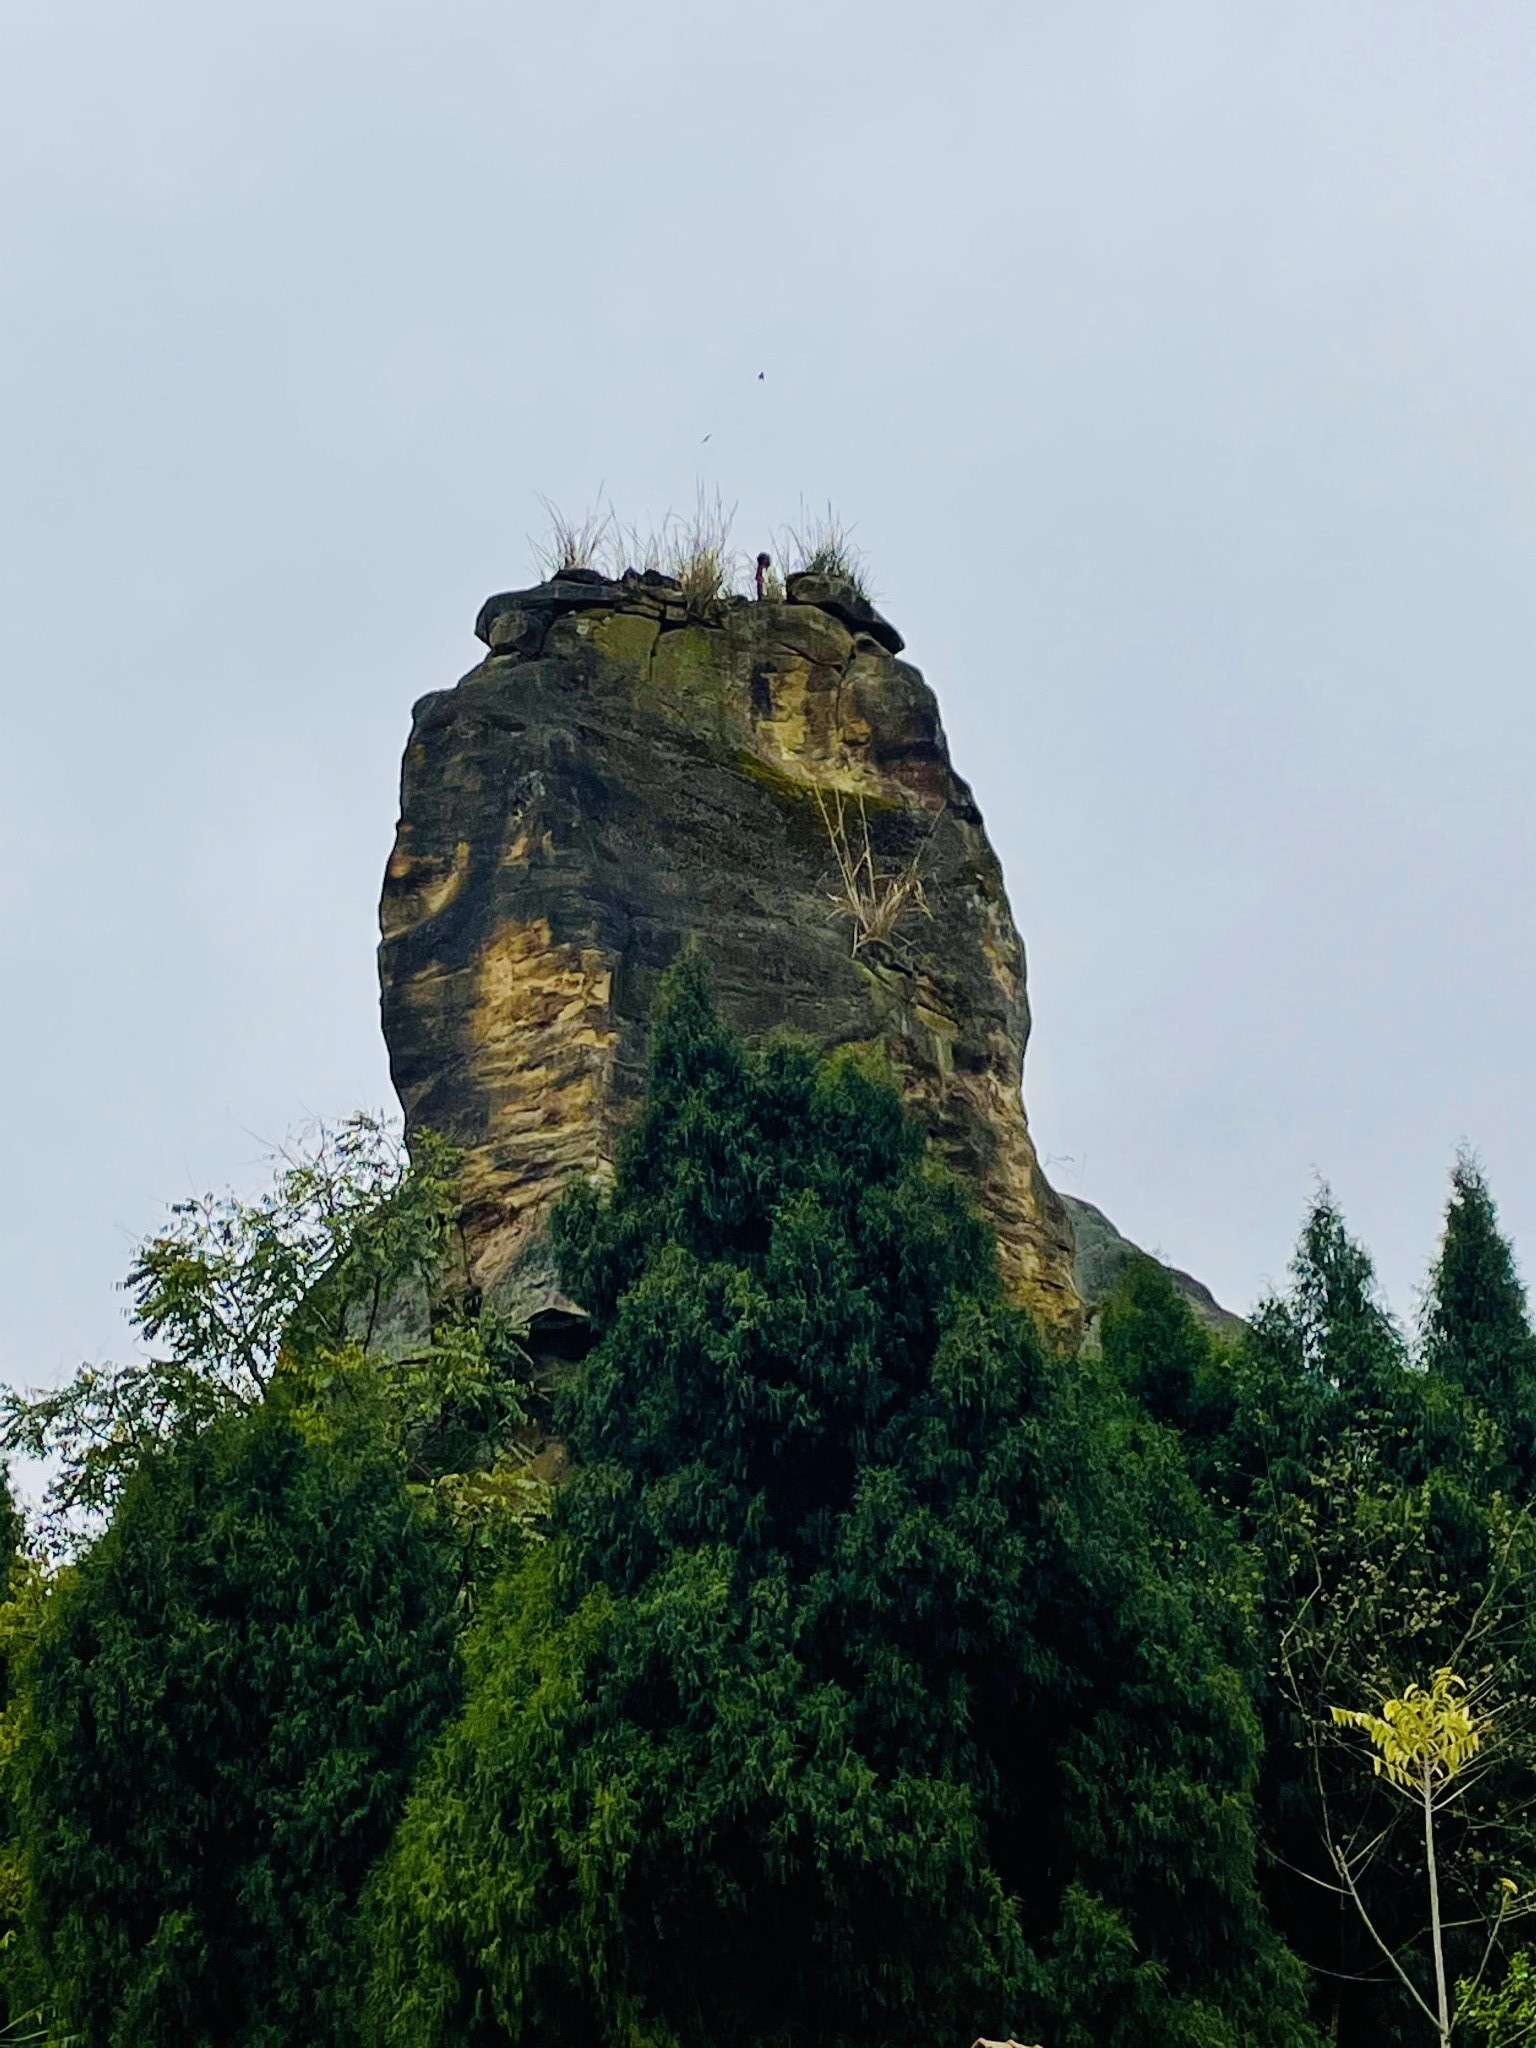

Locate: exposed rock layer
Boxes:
[380,572,1082,1344]
[1062,1193,1244,1340]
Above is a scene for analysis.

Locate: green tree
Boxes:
[16,1398,460,2048]
[0,1116,429,1542]
[366,954,1315,2048]
[0,1470,49,2038]
[1460,1946,1536,2046]
[1098,1254,1235,1468]
[2,1115,544,2045]
[1,1114,541,1569]
[1423,1155,1536,1493]
[1108,1186,1536,2048]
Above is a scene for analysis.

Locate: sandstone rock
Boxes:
[380,582,1082,1347]
[783,571,905,653]
[486,607,544,656]
[474,576,630,646]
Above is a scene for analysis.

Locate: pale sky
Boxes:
[3,0,1534,1388]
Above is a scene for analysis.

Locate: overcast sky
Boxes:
[3,0,1534,1388]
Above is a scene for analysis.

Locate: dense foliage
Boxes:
[364,955,1315,2048]
[0,1472,36,2036]
[1101,1163,1536,2046]
[0,1118,536,2045]
[18,1400,459,2048]
[5,970,1534,2046]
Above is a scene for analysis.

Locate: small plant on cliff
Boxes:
[603,518,670,580]
[815,784,941,955]
[530,495,614,578]
[782,501,871,597]
[665,484,740,611]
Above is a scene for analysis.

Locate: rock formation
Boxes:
[379,567,1086,1349]
[1061,1193,1245,1340]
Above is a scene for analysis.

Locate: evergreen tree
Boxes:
[17,1400,460,2048]
[1108,1186,1536,2048]
[0,1473,24,1713]
[366,954,1315,2048]
[1422,1154,1536,1490]
[0,1112,539,2044]
[1098,1253,1234,1464]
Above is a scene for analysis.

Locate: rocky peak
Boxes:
[380,572,1083,1350]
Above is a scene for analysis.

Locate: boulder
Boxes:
[474,574,632,647]
[784,570,905,653]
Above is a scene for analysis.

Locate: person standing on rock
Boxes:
[755,551,771,598]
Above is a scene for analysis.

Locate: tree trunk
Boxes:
[1425,1766,1450,2046]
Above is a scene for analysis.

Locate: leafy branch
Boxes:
[1330,1669,1516,2043]
[0,1116,540,1556]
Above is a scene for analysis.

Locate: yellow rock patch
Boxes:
[459,919,619,1287]
[380,839,470,940]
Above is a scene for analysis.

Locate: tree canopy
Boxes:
[8,965,1536,2047]
[1,1116,536,2046]
[17,1397,460,2048]
[365,953,1315,2048]
[1100,1176,1536,2046]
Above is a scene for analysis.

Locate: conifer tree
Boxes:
[1123,1183,1536,2048]
[2,1112,539,2045]
[1422,1155,1536,1490]
[1098,1254,1233,1465]
[0,1470,36,2036]
[366,953,1315,2048]
[17,1402,460,2048]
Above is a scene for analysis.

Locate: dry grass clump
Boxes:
[815,788,941,954]
[529,496,614,579]
[532,492,743,605]
[605,521,670,579]
[529,493,875,608]
[664,487,741,611]
[782,503,871,599]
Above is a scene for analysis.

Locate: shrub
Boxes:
[530,496,614,579]
[664,486,740,611]
[782,503,870,598]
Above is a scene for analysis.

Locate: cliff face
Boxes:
[379,569,1082,1345]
